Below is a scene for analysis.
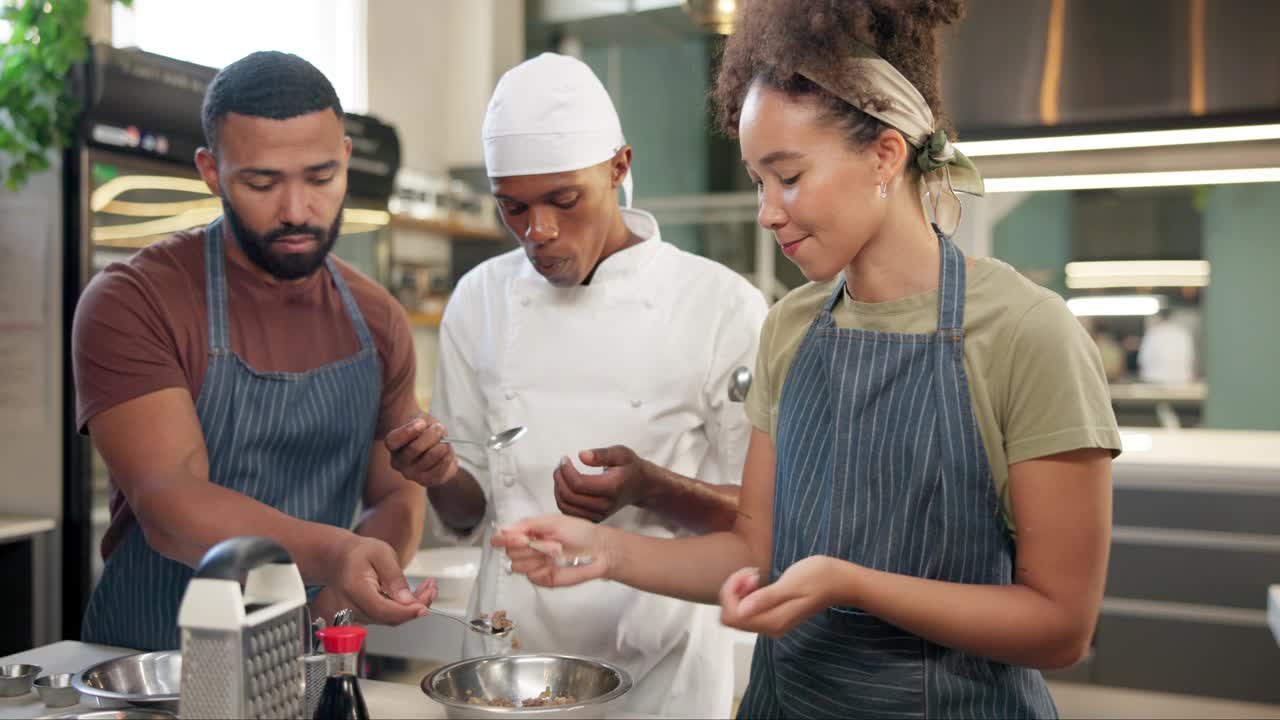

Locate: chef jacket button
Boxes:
[502,473,516,488]
[630,399,643,408]
[521,297,531,307]
[504,390,516,400]
[643,299,653,310]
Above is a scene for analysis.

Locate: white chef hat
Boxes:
[482,52,633,207]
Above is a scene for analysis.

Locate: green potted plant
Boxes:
[0,0,130,190]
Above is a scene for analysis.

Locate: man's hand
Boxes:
[322,535,437,625]
[553,446,649,523]
[386,413,458,488]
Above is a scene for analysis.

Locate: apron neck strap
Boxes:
[934,224,967,332]
[822,279,845,314]
[324,255,376,351]
[203,218,232,352]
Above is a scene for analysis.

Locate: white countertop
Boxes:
[1114,428,1280,472]
[0,641,660,720]
[0,516,54,544]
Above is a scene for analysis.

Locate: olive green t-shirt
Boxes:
[744,257,1122,531]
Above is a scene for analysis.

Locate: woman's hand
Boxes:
[492,515,612,588]
[719,555,840,638]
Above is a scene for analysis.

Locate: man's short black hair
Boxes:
[201,51,343,150]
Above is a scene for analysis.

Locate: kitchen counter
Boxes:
[0,516,54,544]
[9,635,1275,719]
[0,641,660,720]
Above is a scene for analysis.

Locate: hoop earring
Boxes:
[879,182,888,199]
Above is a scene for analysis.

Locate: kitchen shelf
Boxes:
[390,214,505,242]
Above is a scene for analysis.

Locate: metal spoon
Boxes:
[728,366,752,402]
[442,426,528,452]
[438,611,516,639]
[374,589,514,638]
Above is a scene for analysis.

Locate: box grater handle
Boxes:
[196,536,292,580]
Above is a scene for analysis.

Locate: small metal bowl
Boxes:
[34,672,81,708]
[423,653,632,719]
[0,663,42,697]
[72,651,180,712]
[43,710,177,719]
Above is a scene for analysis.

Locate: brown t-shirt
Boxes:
[73,227,418,560]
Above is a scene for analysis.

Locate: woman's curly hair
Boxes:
[713,0,965,148]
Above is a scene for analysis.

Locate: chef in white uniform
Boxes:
[1138,309,1196,384]
[384,52,767,718]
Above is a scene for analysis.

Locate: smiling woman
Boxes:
[489,2,1122,718]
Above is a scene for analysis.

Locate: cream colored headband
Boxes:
[798,43,984,232]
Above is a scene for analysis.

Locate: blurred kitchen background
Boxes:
[2,0,1279,717]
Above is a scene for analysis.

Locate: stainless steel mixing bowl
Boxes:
[72,651,180,712]
[422,654,632,718]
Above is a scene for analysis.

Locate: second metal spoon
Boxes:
[442,426,528,452]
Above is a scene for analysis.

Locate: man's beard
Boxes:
[221,196,343,281]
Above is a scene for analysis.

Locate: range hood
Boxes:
[538,0,1280,137]
[941,0,1280,137]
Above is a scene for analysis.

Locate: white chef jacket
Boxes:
[429,208,767,718]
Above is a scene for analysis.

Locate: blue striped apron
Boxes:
[738,231,1058,719]
[82,217,381,650]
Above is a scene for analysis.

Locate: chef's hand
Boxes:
[719,555,836,638]
[553,446,647,522]
[323,535,437,625]
[491,515,610,588]
[386,412,458,488]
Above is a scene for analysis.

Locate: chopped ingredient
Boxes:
[464,686,577,708]
[522,686,577,707]
[479,610,514,632]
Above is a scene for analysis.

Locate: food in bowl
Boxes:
[465,686,577,708]
[423,653,632,717]
[522,687,578,707]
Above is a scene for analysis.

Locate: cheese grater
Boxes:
[177,536,307,719]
